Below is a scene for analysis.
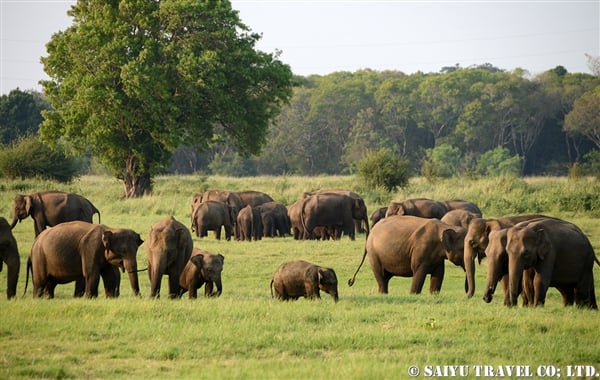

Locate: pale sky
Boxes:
[1,0,599,95]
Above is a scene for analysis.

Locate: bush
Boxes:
[476,147,522,176]
[0,136,80,182]
[422,144,461,180]
[356,148,410,192]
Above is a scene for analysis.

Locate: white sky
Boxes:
[1,0,598,95]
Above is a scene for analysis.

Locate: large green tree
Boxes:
[40,0,293,197]
[0,89,49,144]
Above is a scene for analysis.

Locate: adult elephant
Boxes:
[287,200,305,240]
[146,216,193,298]
[235,190,274,207]
[303,189,369,234]
[505,217,598,309]
[179,248,224,298]
[237,205,263,241]
[256,201,290,237]
[440,200,482,217]
[440,209,479,229]
[301,193,369,241]
[27,221,143,298]
[482,228,536,306]
[191,201,237,240]
[348,215,466,294]
[385,198,446,219]
[11,191,100,236]
[192,190,243,238]
[0,217,20,299]
[464,214,547,298]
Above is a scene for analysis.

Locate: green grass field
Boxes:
[1,175,599,379]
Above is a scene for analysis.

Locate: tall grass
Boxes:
[1,175,599,379]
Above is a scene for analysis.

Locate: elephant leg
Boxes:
[410,267,431,294]
[225,225,232,241]
[85,273,101,298]
[428,264,445,294]
[532,274,549,307]
[500,275,510,306]
[73,278,85,297]
[204,281,214,297]
[168,271,182,299]
[45,281,57,299]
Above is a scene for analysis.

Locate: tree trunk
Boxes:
[121,154,152,198]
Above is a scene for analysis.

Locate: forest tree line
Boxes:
[2,64,599,178]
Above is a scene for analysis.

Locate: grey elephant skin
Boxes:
[191,200,237,240]
[179,248,224,298]
[463,214,547,298]
[483,228,537,306]
[349,215,466,294]
[235,190,274,207]
[256,201,290,238]
[0,217,20,299]
[11,191,100,236]
[27,221,143,298]
[237,204,263,241]
[385,198,481,219]
[303,189,370,234]
[192,190,243,238]
[146,216,193,298]
[271,260,339,302]
[301,193,369,240]
[505,217,598,309]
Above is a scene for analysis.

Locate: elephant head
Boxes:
[464,218,491,297]
[101,229,144,296]
[190,252,224,297]
[482,229,509,304]
[351,197,370,237]
[317,266,339,302]
[440,226,466,268]
[10,194,33,228]
[505,225,550,306]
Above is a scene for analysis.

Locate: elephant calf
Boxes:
[271,260,339,302]
[179,248,224,298]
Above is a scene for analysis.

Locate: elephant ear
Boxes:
[25,195,33,215]
[102,230,113,252]
[441,228,463,262]
[535,228,551,261]
[190,255,204,269]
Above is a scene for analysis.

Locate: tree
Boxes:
[0,89,49,144]
[40,0,293,197]
[564,87,600,149]
[356,148,410,192]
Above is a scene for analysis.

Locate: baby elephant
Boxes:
[179,248,224,298]
[271,260,339,302]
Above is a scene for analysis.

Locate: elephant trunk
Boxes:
[9,214,19,229]
[214,278,223,297]
[508,260,523,307]
[124,260,140,297]
[464,243,477,298]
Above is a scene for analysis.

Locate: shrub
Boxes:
[356,148,410,192]
[422,144,461,180]
[0,136,80,182]
[476,147,522,176]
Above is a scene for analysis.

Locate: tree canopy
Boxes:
[40,0,293,197]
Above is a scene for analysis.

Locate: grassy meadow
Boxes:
[1,174,599,379]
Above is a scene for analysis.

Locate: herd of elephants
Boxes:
[0,188,598,309]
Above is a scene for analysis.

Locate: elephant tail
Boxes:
[270,278,275,298]
[348,246,368,287]
[23,256,32,297]
[594,255,600,267]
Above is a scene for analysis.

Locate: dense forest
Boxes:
[2,64,599,178]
